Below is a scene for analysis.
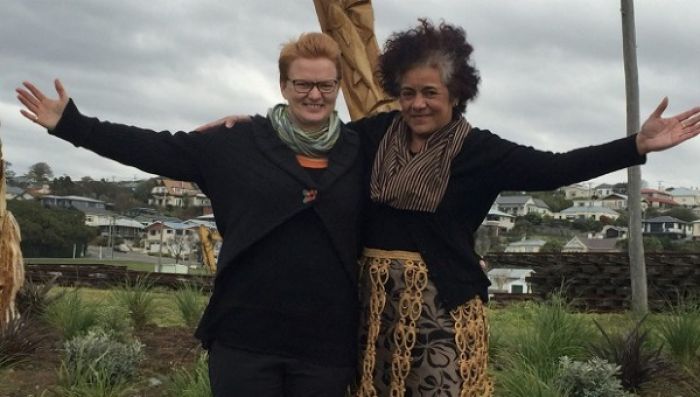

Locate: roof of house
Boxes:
[565,236,619,252]
[507,239,546,247]
[560,206,619,215]
[602,193,628,200]
[488,268,535,279]
[643,196,679,206]
[643,216,687,224]
[595,183,614,189]
[496,195,533,205]
[666,187,699,197]
[41,195,105,203]
[5,186,25,195]
[532,199,551,210]
[80,207,118,216]
[487,208,515,218]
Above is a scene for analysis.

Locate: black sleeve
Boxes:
[478,130,646,192]
[346,111,398,157]
[50,99,208,185]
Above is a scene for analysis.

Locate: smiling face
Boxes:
[280,57,339,131]
[398,65,455,138]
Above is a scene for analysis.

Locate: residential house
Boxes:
[4,185,34,200]
[691,220,700,241]
[562,184,591,200]
[144,221,201,260]
[505,238,546,253]
[593,183,614,198]
[555,205,620,222]
[495,195,552,217]
[487,268,534,294]
[641,188,679,209]
[600,193,628,211]
[40,195,107,210]
[599,225,628,239]
[149,179,211,208]
[562,236,620,253]
[482,208,516,233]
[83,207,145,241]
[642,216,691,240]
[665,187,700,208]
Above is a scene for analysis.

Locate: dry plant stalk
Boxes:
[0,134,25,329]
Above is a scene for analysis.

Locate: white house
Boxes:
[562,184,590,200]
[482,208,516,232]
[487,268,534,294]
[692,220,700,241]
[593,183,614,198]
[144,221,201,260]
[555,206,620,222]
[495,195,552,217]
[505,238,546,253]
[82,208,145,241]
[665,187,700,208]
[562,236,620,253]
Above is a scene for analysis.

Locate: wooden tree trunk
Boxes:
[621,0,648,314]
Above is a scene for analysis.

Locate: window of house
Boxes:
[511,285,524,294]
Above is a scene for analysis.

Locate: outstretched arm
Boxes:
[635,97,700,155]
[16,79,208,184]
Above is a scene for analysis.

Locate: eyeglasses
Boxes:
[288,79,339,94]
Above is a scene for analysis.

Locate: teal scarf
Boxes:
[268,104,340,157]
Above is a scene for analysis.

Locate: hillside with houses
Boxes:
[5,161,700,274]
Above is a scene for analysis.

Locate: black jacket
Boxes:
[51,100,366,344]
[350,111,646,309]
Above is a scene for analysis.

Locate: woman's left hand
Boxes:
[636,97,700,155]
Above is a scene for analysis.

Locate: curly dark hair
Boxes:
[378,19,480,113]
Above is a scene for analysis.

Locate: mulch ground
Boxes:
[0,324,202,397]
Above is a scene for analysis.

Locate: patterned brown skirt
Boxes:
[356,248,492,397]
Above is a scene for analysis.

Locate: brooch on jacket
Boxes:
[302,188,318,204]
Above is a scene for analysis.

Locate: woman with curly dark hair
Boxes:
[198,19,699,396]
[347,19,698,396]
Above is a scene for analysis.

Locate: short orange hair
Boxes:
[278,32,342,82]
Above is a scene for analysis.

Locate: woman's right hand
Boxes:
[16,79,69,131]
[194,114,251,132]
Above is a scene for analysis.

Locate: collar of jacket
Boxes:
[252,116,360,190]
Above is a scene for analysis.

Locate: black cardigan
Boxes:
[51,100,366,347]
[349,111,646,310]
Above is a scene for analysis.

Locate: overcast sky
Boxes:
[1,1,698,190]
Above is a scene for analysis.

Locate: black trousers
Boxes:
[208,341,355,397]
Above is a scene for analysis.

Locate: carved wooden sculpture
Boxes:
[313,0,398,120]
[0,132,25,328]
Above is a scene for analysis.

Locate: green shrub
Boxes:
[555,356,634,397]
[110,276,156,329]
[513,293,593,380]
[167,353,212,397]
[16,275,65,319]
[173,280,208,328]
[657,296,700,368]
[42,289,100,340]
[62,330,144,387]
[495,359,565,397]
[96,305,133,342]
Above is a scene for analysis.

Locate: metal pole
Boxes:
[621,0,648,314]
